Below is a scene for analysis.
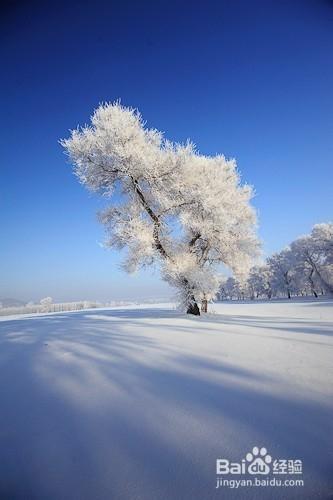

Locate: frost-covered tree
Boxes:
[219,277,247,300]
[311,223,333,263]
[268,249,296,299]
[291,224,333,297]
[292,264,321,296]
[40,297,53,312]
[218,221,333,301]
[291,238,321,297]
[61,102,258,314]
[310,223,333,291]
[247,265,273,299]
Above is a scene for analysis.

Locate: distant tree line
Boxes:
[218,222,333,300]
[0,298,102,317]
[0,297,168,317]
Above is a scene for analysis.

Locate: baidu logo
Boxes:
[215,446,304,490]
[216,446,272,475]
[246,447,272,474]
[216,446,302,476]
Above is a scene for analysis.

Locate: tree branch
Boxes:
[158,201,195,217]
[189,233,201,247]
[130,177,170,260]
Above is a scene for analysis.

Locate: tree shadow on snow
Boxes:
[0,308,332,499]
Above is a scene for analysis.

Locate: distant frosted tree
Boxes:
[291,224,333,296]
[311,223,333,291]
[62,102,259,314]
[312,223,333,263]
[40,297,53,312]
[220,277,246,300]
[218,221,333,301]
[247,265,273,299]
[268,249,295,299]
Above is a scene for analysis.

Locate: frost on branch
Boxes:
[61,102,259,314]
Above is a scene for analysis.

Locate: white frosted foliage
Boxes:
[61,102,259,312]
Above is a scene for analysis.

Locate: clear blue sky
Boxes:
[1,0,332,302]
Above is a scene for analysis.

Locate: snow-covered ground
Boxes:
[0,300,332,499]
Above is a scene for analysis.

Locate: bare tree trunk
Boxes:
[316,273,333,295]
[182,278,200,315]
[201,299,208,313]
[282,273,291,299]
[307,255,333,296]
[308,268,318,298]
[187,296,200,315]
[131,178,202,313]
